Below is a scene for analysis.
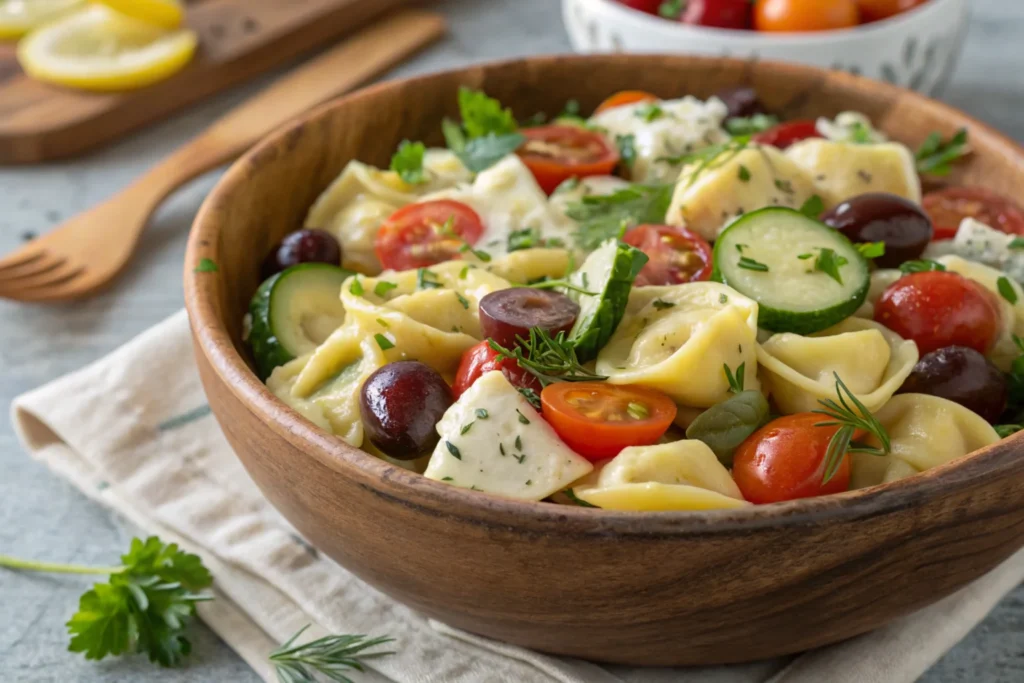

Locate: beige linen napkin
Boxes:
[12,309,1024,683]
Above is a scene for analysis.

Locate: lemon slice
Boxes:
[94,0,183,30]
[0,0,84,39]
[18,6,198,91]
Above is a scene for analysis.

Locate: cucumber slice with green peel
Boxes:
[248,263,355,380]
[713,207,869,335]
[567,238,648,362]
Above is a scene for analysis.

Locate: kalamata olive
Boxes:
[821,193,933,268]
[898,346,1008,423]
[262,229,342,278]
[713,86,765,119]
[360,361,453,460]
[478,288,580,349]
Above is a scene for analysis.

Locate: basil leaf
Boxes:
[685,391,770,467]
[455,132,526,173]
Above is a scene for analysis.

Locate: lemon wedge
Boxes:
[0,0,84,39]
[94,0,183,30]
[18,5,197,91]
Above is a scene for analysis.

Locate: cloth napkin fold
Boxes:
[12,309,1024,683]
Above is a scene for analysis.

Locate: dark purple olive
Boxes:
[713,86,766,119]
[898,346,1008,423]
[262,229,342,278]
[360,361,453,460]
[479,288,580,349]
[821,193,933,268]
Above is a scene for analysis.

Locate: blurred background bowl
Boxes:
[562,0,970,96]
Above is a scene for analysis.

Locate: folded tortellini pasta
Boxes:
[267,332,387,447]
[850,393,999,489]
[572,440,748,511]
[854,268,901,319]
[596,282,760,408]
[785,139,921,208]
[757,317,919,415]
[484,247,573,285]
[937,255,1024,371]
[305,151,471,273]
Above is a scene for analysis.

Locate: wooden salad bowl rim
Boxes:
[185,53,1024,539]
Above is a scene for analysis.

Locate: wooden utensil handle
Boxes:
[137,10,446,203]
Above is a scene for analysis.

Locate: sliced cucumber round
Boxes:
[248,263,355,380]
[713,207,869,335]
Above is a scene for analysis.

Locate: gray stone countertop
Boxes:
[1,0,1022,680]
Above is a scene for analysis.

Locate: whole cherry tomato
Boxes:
[754,0,860,32]
[856,0,929,22]
[732,413,851,504]
[375,200,484,271]
[874,271,1002,356]
[622,224,713,286]
[594,90,659,115]
[923,187,1024,238]
[613,0,663,15]
[752,119,823,149]
[679,0,753,30]
[517,125,620,195]
[452,341,541,399]
[541,382,677,461]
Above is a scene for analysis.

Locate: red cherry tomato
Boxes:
[874,271,1002,356]
[622,224,713,286]
[752,120,823,149]
[594,90,659,115]
[732,413,851,504]
[541,383,677,461]
[923,187,1024,237]
[517,125,620,195]
[613,0,663,15]
[680,0,754,29]
[856,0,928,22]
[754,0,860,32]
[375,200,484,271]
[452,341,541,399]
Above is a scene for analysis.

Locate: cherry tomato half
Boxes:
[517,125,620,195]
[923,187,1024,237]
[732,413,851,504]
[751,119,823,149]
[856,0,928,23]
[754,0,860,32]
[452,341,541,399]
[623,224,713,286]
[874,271,1002,356]
[680,0,753,29]
[612,0,663,15]
[594,90,659,115]
[541,383,677,461]
[375,200,484,271]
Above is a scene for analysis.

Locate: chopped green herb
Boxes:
[724,362,746,394]
[856,242,886,259]
[349,277,364,295]
[737,256,769,272]
[626,401,649,420]
[514,435,523,451]
[564,488,599,508]
[735,243,747,253]
[517,386,542,409]
[499,444,506,456]
[848,121,874,144]
[615,134,637,170]
[455,132,526,173]
[513,453,526,464]
[457,86,517,139]
[998,276,1018,304]
[799,194,824,218]
[416,268,442,290]
[719,293,729,304]
[916,128,969,176]
[516,410,530,425]
[374,280,398,297]
[455,291,470,310]
[566,184,673,251]
[797,253,813,260]
[815,373,891,484]
[658,0,683,19]
[441,476,454,481]
[491,329,606,387]
[445,441,462,460]
[661,137,751,187]
[461,422,474,435]
[814,248,848,285]
[374,333,394,351]
[475,408,489,419]
[995,424,1023,439]
[389,140,426,184]
[724,113,779,137]
[459,265,470,279]
[375,318,389,328]
[635,103,664,122]
[774,178,795,195]
[738,165,751,182]
[1010,237,1024,250]
[652,299,676,311]
[899,259,946,274]
[194,258,218,273]
[525,480,533,486]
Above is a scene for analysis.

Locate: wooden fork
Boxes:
[0,10,445,303]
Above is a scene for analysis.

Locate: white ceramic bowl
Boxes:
[562,0,970,96]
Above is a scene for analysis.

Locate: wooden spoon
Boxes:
[0,9,445,302]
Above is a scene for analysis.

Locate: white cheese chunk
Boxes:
[815,112,888,144]
[424,371,593,500]
[922,217,1024,284]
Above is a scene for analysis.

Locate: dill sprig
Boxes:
[489,328,606,387]
[813,373,891,484]
[659,135,752,188]
[270,625,394,683]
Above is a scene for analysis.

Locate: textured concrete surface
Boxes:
[1,0,1022,681]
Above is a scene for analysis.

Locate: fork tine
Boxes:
[0,262,83,298]
[0,247,46,273]
[0,254,64,283]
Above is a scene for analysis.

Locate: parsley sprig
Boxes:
[389,140,426,184]
[489,328,606,387]
[443,87,524,173]
[813,374,891,484]
[270,624,394,683]
[916,128,969,176]
[0,537,213,667]
[565,184,673,251]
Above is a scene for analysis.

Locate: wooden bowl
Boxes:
[184,55,1024,666]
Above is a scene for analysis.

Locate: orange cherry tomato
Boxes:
[856,0,928,22]
[594,90,659,115]
[754,0,860,32]
[622,224,713,286]
[374,200,484,271]
[517,125,620,195]
[541,383,677,461]
[732,413,852,504]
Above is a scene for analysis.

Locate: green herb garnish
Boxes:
[349,277,364,295]
[566,184,673,251]
[652,299,676,311]
[194,258,218,273]
[724,114,779,137]
[737,256,769,272]
[445,441,462,460]
[916,128,969,176]
[856,242,886,259]
[899,259,946,274]
[998,276,1018,304]
[799,194,824,218]
[616,134,637,170]
[724,362,746,394]
[416,268,443,290]
[738,164,751,182]
[374,334,394,351]
[270,625,394,683]
[389,140,426,184]
[814,374,891,484]
[635,102,664,122]
[489,328,607,387]
[658,0,684,19]
[814,248,849,285]
[374,281,397,297]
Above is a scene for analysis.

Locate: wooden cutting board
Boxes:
[0,0,413,164]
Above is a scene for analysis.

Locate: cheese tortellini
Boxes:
[573,440,748,511]
[596,282,760,408]
[757,317,919,415]
[850,394,1000,489]
[785,139,921,208]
